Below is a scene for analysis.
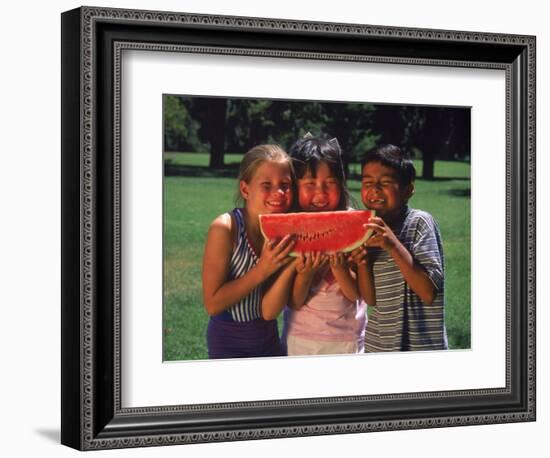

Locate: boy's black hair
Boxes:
[360,144,416,186]
[289,134,349,211]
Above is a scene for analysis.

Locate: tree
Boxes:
[324,102,377,176]
[163,95,203,152]
[205,98,227,169]
[185,97,228,168]
[415,107,470,179]
[372,105,470,179]
[170,96,470,177]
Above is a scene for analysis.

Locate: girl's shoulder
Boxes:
[210,208,243,227]
[210,211,232,229]
[208,210,240,246]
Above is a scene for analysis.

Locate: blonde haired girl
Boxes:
[202,144,296,359]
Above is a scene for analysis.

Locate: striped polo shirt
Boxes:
[364,207,448,352]
[213,208,263,323]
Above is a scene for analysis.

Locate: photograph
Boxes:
[57,2,537,452]
[162,95,471,361]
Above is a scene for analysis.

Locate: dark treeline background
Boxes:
[164,95,470,179]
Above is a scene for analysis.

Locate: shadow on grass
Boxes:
[448,330,471,350]
[346,171,470,183]
[447,188,471,198]
[423,176,471,182]
[166,163,472,186]
[165,162,240,178]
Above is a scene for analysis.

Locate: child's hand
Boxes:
[257,235,295,280]
[364,217,400,252]
[348,245,368,266]
[295,251,326,276]
[329,252,348,272]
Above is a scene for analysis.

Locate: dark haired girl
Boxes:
[282,134,366,356]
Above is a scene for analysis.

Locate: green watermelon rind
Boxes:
[259,210,376,257]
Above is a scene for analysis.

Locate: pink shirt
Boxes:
[285,267,366,348]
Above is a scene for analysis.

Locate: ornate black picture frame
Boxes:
[61,6,536,450]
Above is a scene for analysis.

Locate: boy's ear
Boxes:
[239,180,249,200]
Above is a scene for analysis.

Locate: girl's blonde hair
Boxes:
[234,144,294,205]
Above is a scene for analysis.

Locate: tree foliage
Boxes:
[164,95,470,178]
[163,95,205,152]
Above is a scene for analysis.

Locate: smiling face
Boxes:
[361,161,414,221]
[297,161,341,212]
[240,161,293,216]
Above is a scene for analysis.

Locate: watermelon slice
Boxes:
[259,210,375,256]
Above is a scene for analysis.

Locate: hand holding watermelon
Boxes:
[364,217,400,252]
[329,252,348,272]
[295,251,327,276]
[348,245,368,266]
[256,234,296,280]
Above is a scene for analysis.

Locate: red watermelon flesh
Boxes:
[259,210,375,256]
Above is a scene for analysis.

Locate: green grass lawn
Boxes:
[163,153,471,360]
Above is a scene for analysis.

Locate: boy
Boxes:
[352,144,448,352]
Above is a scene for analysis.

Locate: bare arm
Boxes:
[288,252,326,309]
[349,246,376,306]
[365,217,437,305]
[261,259,298,320]
[329,253,360,302]
[289,272,314,310]
[202,215,263,316]
[202,215,295,316]
[387,242,436,305]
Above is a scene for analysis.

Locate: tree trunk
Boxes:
[419,108,446,180]
[208,99,227,169]
[422,152,435,180]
